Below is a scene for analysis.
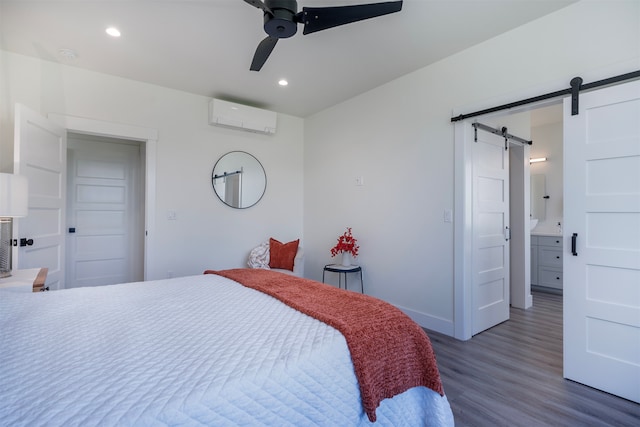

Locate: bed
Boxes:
[0,269,454,426]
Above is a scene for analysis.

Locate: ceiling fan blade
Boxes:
[300,1,402,35]
[250,36,279,71]
[243,0,273,14]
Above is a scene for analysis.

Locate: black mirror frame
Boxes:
[211,151,266,209]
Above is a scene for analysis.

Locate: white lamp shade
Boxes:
[0,173,28,217]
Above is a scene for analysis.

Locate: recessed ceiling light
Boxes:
[105,27,121,37]
[278,79,288,87]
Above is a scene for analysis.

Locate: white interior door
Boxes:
[13,104,66,290]
[563,80,640,402]
[66,136,143,288]
[472,125,510,335]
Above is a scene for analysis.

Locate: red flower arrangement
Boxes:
[330,227,360,258]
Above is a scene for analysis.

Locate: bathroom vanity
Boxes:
[531,233,563,293]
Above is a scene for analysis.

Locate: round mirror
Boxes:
[211,151,266,209]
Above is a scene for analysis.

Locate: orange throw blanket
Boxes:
[204,268,444,422]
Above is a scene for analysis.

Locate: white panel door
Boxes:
[66,138,143,288]
[13,104,66,290]
[472,126,510,335]
[563,80,640,402]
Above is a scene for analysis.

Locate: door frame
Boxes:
[454,107,548,340]
[453,120,475,340]
[48,114,157,281]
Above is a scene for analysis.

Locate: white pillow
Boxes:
[247,242,270,269]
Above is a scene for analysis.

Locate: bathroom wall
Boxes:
[530,117,563,233]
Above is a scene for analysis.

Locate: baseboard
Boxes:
[396,305,455,337]
[532,285,563,295]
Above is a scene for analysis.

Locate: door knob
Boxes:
[20,238,34,247]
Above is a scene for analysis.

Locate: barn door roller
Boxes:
[472,122,532,150]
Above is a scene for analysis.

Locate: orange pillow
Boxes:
[269,238,299,271]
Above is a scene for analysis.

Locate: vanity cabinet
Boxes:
[531,235,563,291]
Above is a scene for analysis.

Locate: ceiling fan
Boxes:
[244,0,403,71]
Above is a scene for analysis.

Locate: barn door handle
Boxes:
[571,233,578,256]
[505,226,511,241]
[20,238,34,247]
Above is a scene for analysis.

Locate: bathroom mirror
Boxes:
[530,174,546,221]
[212,151,266,209]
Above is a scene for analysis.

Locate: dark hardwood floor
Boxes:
[426,291,640,426]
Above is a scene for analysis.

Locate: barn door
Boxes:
[563,80,640,402]
[472,124,511,335]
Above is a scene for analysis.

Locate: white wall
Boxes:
[0,51,304,281]
[303,0,639,334]
[531,121,563,233]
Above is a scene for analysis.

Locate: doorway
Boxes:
[66,133,145,288]
[454,111,534,340]
[454,79,640,402]
[48,112,158,285]
[529,105,564,295]
[14,107,157,288]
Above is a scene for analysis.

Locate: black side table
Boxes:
[322,264,363,293]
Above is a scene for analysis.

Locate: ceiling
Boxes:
[531,103,563,127]
[0,0,576,117]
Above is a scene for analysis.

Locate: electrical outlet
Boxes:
[167,211,177,220]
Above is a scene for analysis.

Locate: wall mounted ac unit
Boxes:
[208,99,277,135]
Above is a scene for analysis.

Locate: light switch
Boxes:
[355,176,364,186]
[167,211,177,220]
[444,209,453,223]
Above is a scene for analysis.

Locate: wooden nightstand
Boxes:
[0,268,49,293]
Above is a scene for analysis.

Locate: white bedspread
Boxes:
[0,274,453,426]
